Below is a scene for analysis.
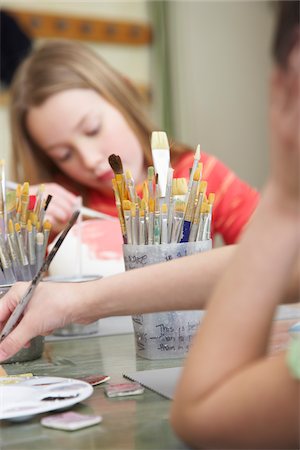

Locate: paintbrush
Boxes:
[0,160,6,236]
[170,200,185,243]
[125,170,137,203]
[122,200,132,244]
[180,166,202,242]
[185,144,201,202]
[189,180,207,242]
[0,210,80,342]
[112,179,126,242]
[147,166,155,204]
[20,182,29,229]
[6,191,16,223]
[108,154,125,202]
[80,206,116,221]
[151,131,170,198]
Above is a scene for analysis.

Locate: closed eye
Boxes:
[55,149,73,162]
[85,126,100,137]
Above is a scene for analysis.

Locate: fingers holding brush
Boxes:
[0,281,83,362]
[0,283,33,360]
[0,282,28,329]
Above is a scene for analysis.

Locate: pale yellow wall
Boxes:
[167,1,276,190]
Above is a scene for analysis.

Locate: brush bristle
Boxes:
[195,144,201,160]
[175,200,185,213]
[108,154,123,175]
[8,219,14,234]
[151,131,169,150]
[200,181,207,193]
[27,220,32,232]
[123,200,132,210]
[21,182,29,196]
[208,193,215,204]
[29,212,37,225]
[149,198,155,213]
[193,167,201,182]
[147,166,154,179]
[161,203,168,214]
[6,191,16,211]
[43,220,52,231]
[172,178,188,195]
[130,203,136,216]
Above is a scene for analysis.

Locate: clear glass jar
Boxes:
[0,284,44,363]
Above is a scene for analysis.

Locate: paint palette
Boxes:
[0,376,93,421]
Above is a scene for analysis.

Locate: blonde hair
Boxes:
[10,39,188,188]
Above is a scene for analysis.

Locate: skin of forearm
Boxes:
[173,182,299,409]
[71,220,298,326]
[71,244,236,324]
[283,254,300,303]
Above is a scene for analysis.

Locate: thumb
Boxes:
[0,323,34,362]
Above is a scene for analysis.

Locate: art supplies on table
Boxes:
[123,367,182,400]
[108,131,215,245]
[108,132,214,360]
[77,374,111,386]
[0,376,93,421]
[41,411,102,431]
[105,382,144,398]
[0,210,79,342]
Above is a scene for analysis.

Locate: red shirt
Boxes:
[172,152,259,244]
[60,151,259,245]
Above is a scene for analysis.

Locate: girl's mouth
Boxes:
[96,170,114,183]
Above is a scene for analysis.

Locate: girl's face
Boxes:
[26,89,146,194]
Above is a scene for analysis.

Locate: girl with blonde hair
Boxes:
[10,39,258,240]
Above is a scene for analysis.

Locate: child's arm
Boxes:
[171,184,299,449]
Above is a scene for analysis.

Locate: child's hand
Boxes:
[30,183,78,236]
[0,282,78,362]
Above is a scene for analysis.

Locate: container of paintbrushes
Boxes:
[0,284,44,363]
[123,240,212,360]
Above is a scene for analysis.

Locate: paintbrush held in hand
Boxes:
[109,131,215,246]
[0,210,80,342]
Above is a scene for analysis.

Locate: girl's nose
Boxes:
[77,142,103,170]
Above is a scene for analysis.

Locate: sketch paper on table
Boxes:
[48,219,125,278]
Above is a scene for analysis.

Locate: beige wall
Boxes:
[167,1,276,190]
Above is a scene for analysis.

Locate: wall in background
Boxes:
[166,1,276,190]
[0,0,151,176]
